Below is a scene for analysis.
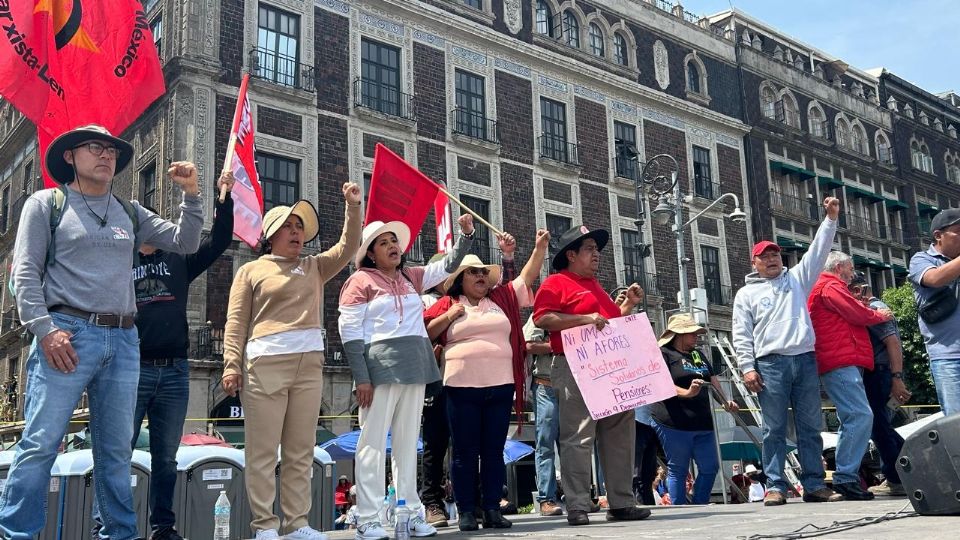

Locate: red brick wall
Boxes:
[258,106,302,142]
[413,43,447,141]
[315,8,350,115]
[495,71,534,164]
[575,98,609,184]
[218,0,244,86]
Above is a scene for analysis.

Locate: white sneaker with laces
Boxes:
[284,526,328,540]
[354,521,389,540]
[255,529,280,540]
[409,515,437,537]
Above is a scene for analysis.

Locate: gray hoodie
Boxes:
[731,217,837,373]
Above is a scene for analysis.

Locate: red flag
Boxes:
[225,74,263,248]
[0,0,166,186]
[366,144,441,253]
[434,191,453,254]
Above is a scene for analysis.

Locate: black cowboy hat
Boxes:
[552,224,609,271]
[45,124,134,184]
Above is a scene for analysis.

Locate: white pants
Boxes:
[356,383,426,523]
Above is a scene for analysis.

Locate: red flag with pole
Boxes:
[0,0,166,187]
[366,143,441,252]
[222,73,263,248]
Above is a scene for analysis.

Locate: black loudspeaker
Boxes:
[896,414,960,515]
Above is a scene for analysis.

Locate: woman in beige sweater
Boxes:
[222,183,362,540]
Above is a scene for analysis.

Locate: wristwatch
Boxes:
[891,372,904,379]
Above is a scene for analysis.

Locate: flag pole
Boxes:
[220,73,250,203]
[433,182,504,236]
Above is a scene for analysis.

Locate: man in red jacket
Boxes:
[808,251,893,501]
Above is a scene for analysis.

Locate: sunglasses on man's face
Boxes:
[466,267,490,276]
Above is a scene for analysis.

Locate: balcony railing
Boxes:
[0,308,17,335]
[847,214,883,237]
[538,134,579,165]
[614,156,639,181]
[883,225,905,244]
[451,108,499,144]
[693,177,720,200]
[194,324,224,360]
[353,78,416,120]
[770,190,818,220]
[623,269,662,297]
[703,283,734,306]
[249,47,316,92]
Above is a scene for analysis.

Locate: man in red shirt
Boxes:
[533,225,650,526]
[808,251,892,501]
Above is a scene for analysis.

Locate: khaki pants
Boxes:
[242,351,324,533]
[551,354,636,511]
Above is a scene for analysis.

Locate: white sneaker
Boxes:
[354,521,389,540]
[409,515,437,537]
[284,526,328,540]
[256,530,280,540]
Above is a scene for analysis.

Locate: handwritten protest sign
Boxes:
[560,313,676,420]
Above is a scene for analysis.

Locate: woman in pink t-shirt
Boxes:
[423,229,550,532]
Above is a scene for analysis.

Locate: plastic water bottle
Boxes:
[394,499,411,540]
[214,490,230,540]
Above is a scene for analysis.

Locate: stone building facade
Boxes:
[0,0,761,440]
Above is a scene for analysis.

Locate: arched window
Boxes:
[851,124,867,154]
[761,85,777,119]
[613,33,628,66]
[589,23,604,57]
[877,133,892,164]
[562,10,579,48]
[686,62,700,94]
[835,118,849,148]
[536,1,554,37]
[781,94,799,128]
[912,141,933,173]
[809,105,825,137]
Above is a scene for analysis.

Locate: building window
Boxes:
[256,5,301,87]
[947,157,960,184]
[775,95,799,128]
[686,62,701,94]
[540,97,571,163]
[454,69,489,141]
[852,124,867,155]
[809,106,825,138]
[613,33,628,66]
[835,118,849,148]
[911,141,933,174]
[463,0,482,9]
[151,17,162,57]
[140,164,156,210]
[256,153,300,211]
[701,245,723,305]
[761,85,777,119]
[536,1,555,37]
[877,134,893,164]
[1,185,8,234]
[546,213,572,271]
[614,121,638,180]
[621,229,643,285]
[588,23,604,57]
[693,146,714,199]
[562,11,580,48]
[23,161,33,194]
[359,38,405,118]
[460,195,492,262]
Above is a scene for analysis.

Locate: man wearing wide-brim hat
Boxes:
[532,225,649,526]
[1,124,204,539]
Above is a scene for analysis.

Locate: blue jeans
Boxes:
[821,366,873,485]
[652,422,718,505]
[930,358,960,416]
[533,383,559,504]
[93,358,190,532]
[0,313,140,540]
[755,352,827,494]
[863,364,904,483]
[446,384,514,512]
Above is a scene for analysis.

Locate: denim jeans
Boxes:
[93,358,190,532]
[419,385,449,509]
[0,313,140,540]
[821,366,873,485]
[652,422,718,505]
[862,364,904,483]
[632,422,659,505]
[930,358,960,416]
[755,352,827,494]
[533,383,559,504]
[446,384,514,512]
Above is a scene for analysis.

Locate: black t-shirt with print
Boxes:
[650,345,714,432]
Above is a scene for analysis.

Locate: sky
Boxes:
[680,0,959,95]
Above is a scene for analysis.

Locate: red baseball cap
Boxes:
[751,240,781,257]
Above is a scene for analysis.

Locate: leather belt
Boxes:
[50,305,136,329]
[533,377,552,387]
[142,358,177,367]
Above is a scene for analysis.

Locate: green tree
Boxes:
[881,284,938,405]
